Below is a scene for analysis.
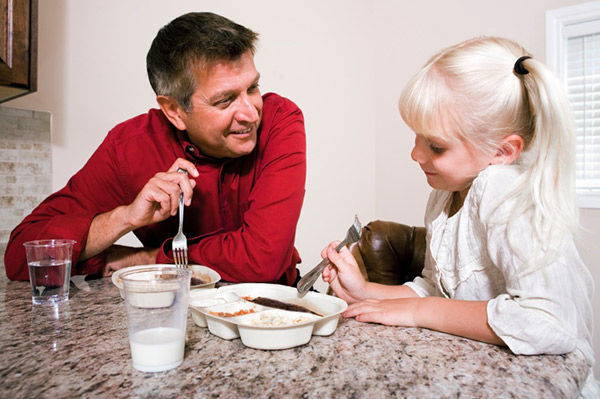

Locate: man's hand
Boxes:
[81,158,199,262]
[103,245,160,276]
[124,158,199,229]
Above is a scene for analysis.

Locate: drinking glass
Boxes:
[121,266,191,372]
[23,239,75,305]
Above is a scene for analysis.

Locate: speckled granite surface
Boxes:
[0,268,588,399]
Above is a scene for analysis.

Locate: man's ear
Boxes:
[492,134,524,165]
[156,95,187,131]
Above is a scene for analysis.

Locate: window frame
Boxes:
[546,0,600,209]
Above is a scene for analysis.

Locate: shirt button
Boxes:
[186,146,195,153]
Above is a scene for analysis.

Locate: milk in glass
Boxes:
[121,266,191,373]
[129,327,185,372]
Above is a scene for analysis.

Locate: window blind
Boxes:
[566,32,600,193]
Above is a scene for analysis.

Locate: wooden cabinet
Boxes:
[0,0,37,103]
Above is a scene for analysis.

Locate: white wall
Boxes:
[6,0,598,378]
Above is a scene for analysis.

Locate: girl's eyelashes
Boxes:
[429,144,446,154]
[418,135,447,154]
[414,134,447,154]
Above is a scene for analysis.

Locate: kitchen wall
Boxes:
[4,0,598,378]
[0,107,52,257]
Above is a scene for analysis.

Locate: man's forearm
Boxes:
[80,205,135,261]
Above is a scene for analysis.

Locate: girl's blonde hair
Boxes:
[399,36,578,275]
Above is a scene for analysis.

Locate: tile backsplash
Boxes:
[0,106,52,258]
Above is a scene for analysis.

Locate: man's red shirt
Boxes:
[4,93,306,285]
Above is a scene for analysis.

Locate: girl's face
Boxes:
[411,132,495,197]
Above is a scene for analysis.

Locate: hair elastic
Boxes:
[514,56,532,75]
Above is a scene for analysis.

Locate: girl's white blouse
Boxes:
[403,165,596,396]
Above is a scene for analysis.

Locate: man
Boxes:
[4,12,306,285]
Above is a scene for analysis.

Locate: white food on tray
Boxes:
[189,283,348,350]
[240,309,320,327]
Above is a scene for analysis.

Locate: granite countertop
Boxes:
[0,269,588,399]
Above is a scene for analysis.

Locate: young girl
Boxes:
[322,37,598,397]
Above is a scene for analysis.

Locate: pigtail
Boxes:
[503,57,578,275]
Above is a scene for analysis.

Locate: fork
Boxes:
[172,168,188,268]
[296,215,362,296]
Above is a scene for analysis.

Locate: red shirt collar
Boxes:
[174,129,221,163]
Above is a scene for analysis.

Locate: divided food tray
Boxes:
[189,283,348,350]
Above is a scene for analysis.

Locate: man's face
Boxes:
[178,51,262,159]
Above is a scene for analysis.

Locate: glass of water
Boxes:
[23,239,76,305]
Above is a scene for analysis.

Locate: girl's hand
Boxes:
[342,297,420,327]
[321,241,368,304]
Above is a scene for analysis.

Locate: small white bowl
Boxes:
[126,290,177,308]
[112,264,221,299]
[188,265,221,289]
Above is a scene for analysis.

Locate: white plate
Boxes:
[112,264,221,299]
[189,283,348,350]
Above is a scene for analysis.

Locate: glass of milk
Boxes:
[121,266,192,372]
[23,239,76,305]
